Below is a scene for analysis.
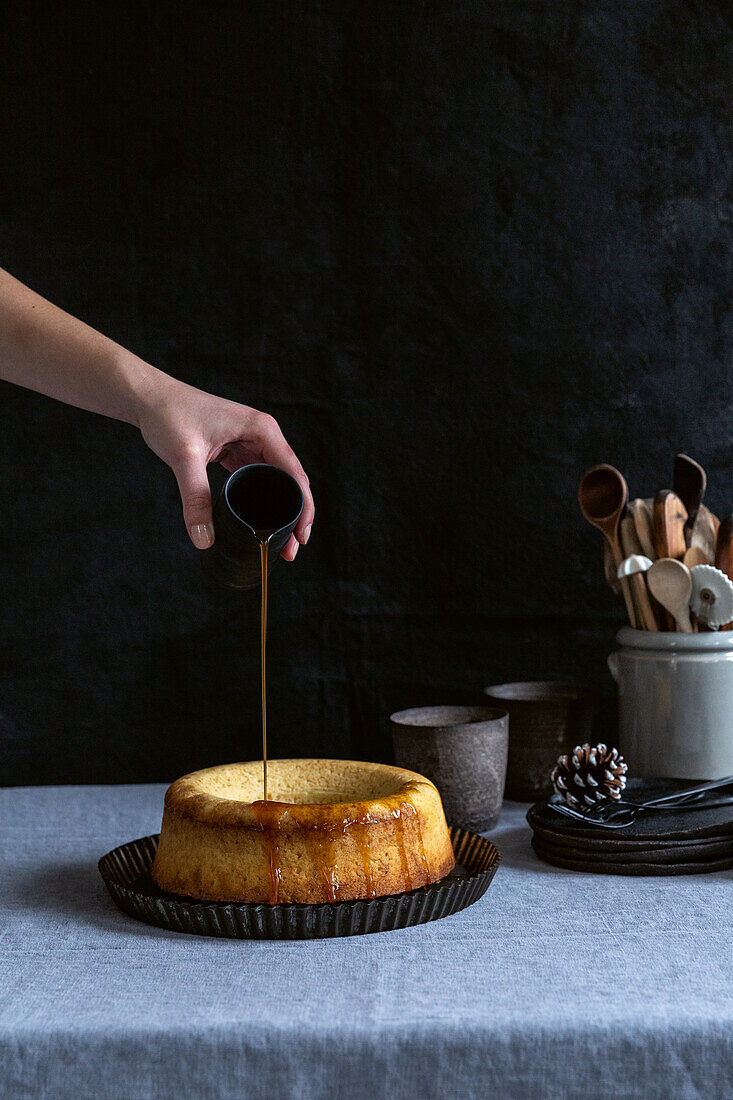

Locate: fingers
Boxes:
[295,493,315,546]
[280,533,299,562]
[173,449,215,549]
[259,416,315,546]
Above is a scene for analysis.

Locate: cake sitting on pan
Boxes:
[151,759,455,904]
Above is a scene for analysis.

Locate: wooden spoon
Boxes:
[691,504,719,563]
[578,464,637,628]
[628,498,656,560]
[673,454,706,544]
[619,516,658,630]
[647,558,693,633]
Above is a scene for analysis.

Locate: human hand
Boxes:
[138,377,313,560]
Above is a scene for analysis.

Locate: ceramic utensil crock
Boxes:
[200,463,304,589]
[608,627,733,779]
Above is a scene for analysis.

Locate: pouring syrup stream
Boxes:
[251,526,430,902]
[258,534,270,802]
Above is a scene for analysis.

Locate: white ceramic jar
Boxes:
[608,626,733,779]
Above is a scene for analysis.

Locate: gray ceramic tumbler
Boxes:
[483,682,595,802]
[390,706,509,831]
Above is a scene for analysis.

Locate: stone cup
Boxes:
[483,682,595,802]
[390,705,509,831]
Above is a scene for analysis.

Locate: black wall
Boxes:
[1,2,730,785]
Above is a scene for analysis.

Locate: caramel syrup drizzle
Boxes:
[411,808,430,884]
[251,537,430,902]
[390,803,413,891]
[258,535,270,803]
[251,800,287,904]
[252,792,431,905]
[353,821,376,899]
[314,825,341,903]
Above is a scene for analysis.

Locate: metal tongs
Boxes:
[547,774,733,829]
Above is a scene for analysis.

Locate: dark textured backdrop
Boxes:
[1,2,731,785]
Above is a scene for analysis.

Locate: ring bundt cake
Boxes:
[151,758,455,904]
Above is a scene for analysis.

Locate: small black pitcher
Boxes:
[200,463,304,589]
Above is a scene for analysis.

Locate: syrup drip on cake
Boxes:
[390,803,413,891]
[353,823,376,899]
[318,827,342,903]
[251,784,431,905]
[402,795,431,884]
[251,800,287,904]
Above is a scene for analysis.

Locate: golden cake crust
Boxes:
[151,759,456,904]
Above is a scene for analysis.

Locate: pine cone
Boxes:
[551,743,628,808]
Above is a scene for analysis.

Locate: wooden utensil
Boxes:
[683,549,707,626]
[714,516,733,630]
[647,558,694,633]
[683,546,709,569]
[619,516,658,630]
[603,540,622,594]
[714,515,733,575]
[673,453,706,544]
[682,552,705,630]
[628,498,656,560]
[578,464,637,628]
[653,491,688,560]
[652,492,688,629]
[691,504,719,563]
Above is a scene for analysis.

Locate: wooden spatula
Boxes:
[714,516,733,630]
[628,498,656,560]
[714,515,733,575]
[673,454,706,545]
[619,516,658,630]
[691,504,719,564]
[653,491,688,628]
[653,491,688,560]
[647,558,693,633]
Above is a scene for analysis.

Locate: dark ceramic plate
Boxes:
[526,805,733,855]
[531,836,733,876]
[99,827,500,939]
[531,833,733,865]
[528,779,733,847]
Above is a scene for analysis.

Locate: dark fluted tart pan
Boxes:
[98,826,500,939]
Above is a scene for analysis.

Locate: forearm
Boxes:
[0,265,173,427]
[0,264,314,552]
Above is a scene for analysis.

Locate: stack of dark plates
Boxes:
[528,779,733,875]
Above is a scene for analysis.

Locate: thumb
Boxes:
[174,452,215,549]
